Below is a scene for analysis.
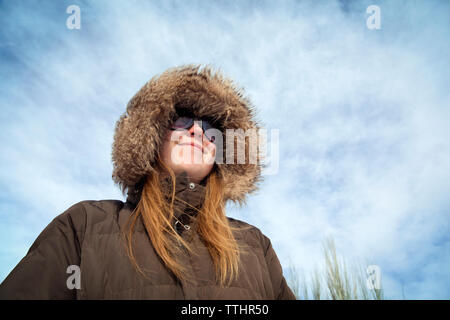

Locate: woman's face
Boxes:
[161,121,217,183]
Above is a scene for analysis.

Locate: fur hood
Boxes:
[111,64,263,205]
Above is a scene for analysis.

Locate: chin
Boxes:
[177,164,202,175]
[175,163,211,179]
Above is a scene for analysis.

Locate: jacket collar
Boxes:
[160,171,206,220]
[126,171,206,220]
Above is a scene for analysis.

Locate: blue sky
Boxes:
[1,0,449,299]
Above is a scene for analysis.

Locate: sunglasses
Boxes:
[170,116,219,143]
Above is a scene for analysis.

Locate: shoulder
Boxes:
[55,200,124,222]
[72,199,125,219]
[51,200,126,237]
[227,217,272,254]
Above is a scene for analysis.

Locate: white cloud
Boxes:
[1,0,449,298]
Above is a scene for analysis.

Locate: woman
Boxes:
[0,65,296,299]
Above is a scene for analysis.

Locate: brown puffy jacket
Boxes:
[0,172,295,299]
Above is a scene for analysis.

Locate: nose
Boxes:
[188,121,204,138]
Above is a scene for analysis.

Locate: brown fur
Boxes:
[112,64,263,205]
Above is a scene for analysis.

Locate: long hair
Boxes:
[123,156,248,286]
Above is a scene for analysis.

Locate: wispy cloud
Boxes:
[1,0,449,298]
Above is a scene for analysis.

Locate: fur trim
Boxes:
[112,64,263,205]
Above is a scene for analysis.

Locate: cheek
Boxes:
[209,145,217,158]
[204,140,216,155]
[167,130,184,144]
[161,132,178,161]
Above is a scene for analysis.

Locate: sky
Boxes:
[0,0,449,299]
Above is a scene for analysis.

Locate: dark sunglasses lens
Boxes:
[202,121,219,143]
[201,120,212,131]
[171,117,219,143]
[171,117,193,129]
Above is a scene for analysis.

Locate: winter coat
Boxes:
[0,171,295,299]
[0,65,296,300]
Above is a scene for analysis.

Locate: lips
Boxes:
[178,142,203,152]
